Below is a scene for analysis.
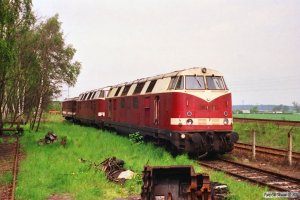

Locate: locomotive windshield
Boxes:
[168,76,184,90]
[206,76,226,90]
[186,75,205,90]
[169,75,227,90]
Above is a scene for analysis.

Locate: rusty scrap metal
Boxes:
[60,136,67,147]
[141,165,212,200]
[116,165,228,200]
[101,157,128,184]
[211,182,229,200]
[37,131,59,145]
[79,157,134,184]
[45,131,57,143]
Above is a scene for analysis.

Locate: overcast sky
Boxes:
[32,0,300,105]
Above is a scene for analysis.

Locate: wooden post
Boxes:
[288,129,293,166]
[252,129,256,160]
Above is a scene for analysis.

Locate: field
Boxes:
[233,123,300,152]
[233,113,300,152]
[14,115,269,200]
[233,113,300,121]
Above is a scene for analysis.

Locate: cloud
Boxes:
[33,0,300,105]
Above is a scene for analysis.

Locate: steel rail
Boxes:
[234,142,300,161]
[198,158,300,192]
[0,136,20,200]
[11,137,19,200]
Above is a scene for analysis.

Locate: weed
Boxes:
[129,132,143,145]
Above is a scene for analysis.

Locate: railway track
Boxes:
[233,117,300,127]
[0,136,20,200]
[198,158,300,193]
[234,142,300,163]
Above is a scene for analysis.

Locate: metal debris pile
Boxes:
[211,182,229,200]
[140,165,230,200]
[141,165,211,200]
[101,157,134,184]
[37,131,67,146]
[80,157,135,184]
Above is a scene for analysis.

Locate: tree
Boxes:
[272,104,283,112]
[30,15,81,131]
[250,106,258,114]
[0,0,34,123]
[0,1,81,131]
[293,102,300,113]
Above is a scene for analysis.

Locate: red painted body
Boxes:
[62,99,77,119]
[105,92,232,132]
[62,67,238,155]
[75,98,106,125]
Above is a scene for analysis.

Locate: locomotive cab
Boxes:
[167,68,238,156]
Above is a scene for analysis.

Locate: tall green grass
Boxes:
[234,123,300,152]
[16,115,271,199]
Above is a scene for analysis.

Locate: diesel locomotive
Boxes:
[62,67,238,157]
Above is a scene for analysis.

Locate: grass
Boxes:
[0,171,13,185]
[0,134,17,144]
[0,136,14,188]
[15,115,272,199]
[233,113,300,121]
[234,123,300,152]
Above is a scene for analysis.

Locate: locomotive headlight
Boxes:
[223,118,229,125]
[186,119,193,125]
[180,133,186,139]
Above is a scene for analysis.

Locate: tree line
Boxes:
[234,102,300,114]
[0,0,81,131]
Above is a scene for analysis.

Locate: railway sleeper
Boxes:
[0,122,24,135]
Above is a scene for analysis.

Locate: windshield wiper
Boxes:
[215,78,221,89]
[194,75,203,88]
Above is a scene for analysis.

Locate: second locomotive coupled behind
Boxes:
[62,67,238,157]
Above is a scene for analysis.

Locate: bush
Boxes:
[129,132,143,145]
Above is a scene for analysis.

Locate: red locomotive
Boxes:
[62,97,77,120]
[62,67,238,157]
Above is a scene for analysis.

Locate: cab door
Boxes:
[154,96,160,126]
[144,97,150,126]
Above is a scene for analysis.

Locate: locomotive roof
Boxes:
[77,67,225,100]
[63,97,78,101]
[110,67,223,87]
[78,86,111,95]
